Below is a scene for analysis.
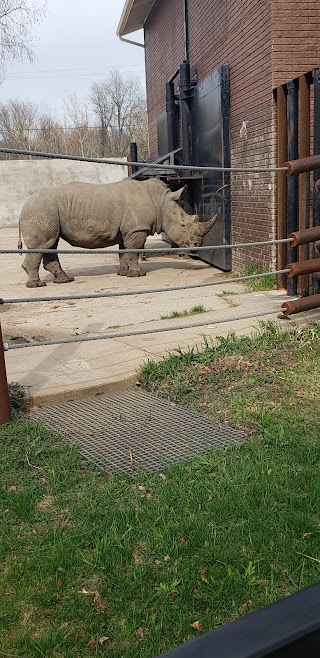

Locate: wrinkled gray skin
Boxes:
[19,178,217,287]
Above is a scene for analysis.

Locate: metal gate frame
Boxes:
[276,67,320,296]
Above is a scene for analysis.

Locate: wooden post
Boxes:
[0,320,11,425]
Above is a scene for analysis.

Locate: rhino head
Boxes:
[162,187,217,248]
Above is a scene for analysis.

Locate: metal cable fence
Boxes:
[0,146,292,354]
[4,308,282,351]
[0,146,288,172]
[1,238,292,256]
[1,270,290,306]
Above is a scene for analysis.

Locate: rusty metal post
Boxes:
[282,294,320,316]
[0,320,11,425]
[277,84,287,289]
[289,226,320,247]
[298,74,310,297]
[285,154,320,176]
[287,79,298,296]
[313,68,320,294]
[286,258,320,278]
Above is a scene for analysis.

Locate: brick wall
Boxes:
[144,0,320,272]
[187,0,275,272]
[272,0,320,88]
[144,0,185,160]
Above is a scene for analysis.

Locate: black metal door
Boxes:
[191,65,231,270]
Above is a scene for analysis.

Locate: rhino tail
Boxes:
[18,215,23,253]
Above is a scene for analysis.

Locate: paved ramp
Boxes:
[32,389,245,472]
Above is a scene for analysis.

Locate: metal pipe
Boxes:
[179,60,191,168]
[0,320,11,425]
[277,84,288,289]
[289,227,320,247]
[282,294,320,316]
[298,74,310,297]
[118,34,145,48]
[128,142,138,176]
[313,68,320,294]
[286,258,320,278]
[287,79,299,296]
[184,0,190,62]
[285,153,320,176]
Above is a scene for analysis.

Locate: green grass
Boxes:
[243,264,277,291]
[1,321,320,657]
[160,305,206,320]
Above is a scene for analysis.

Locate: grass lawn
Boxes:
[1,322,320,657]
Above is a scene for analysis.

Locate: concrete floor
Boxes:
[1,227,319,405]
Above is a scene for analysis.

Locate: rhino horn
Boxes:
[170,187,186,201]
[198,215,217,236]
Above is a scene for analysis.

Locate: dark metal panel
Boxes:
[166,82,178,153]
[287,80,298,296]
[191,65,231,270]
[154,583,320,658]
[157,111,170,159]
[313,68,320,295]
[277,85,287,289]
[298,73,310,297]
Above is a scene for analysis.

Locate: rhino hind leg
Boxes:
[42,241,74,284]
[22,252,46,288]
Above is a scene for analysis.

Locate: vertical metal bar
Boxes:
[0,321,11,425]
[277,85,288,289]
[179,61,191,168]
[184,0,190,62]
[287,79,298,296]
[298,74,310,297]
[313,68,320,295]
[128,142,138,176]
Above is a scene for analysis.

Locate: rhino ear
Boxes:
[170,187,186,201]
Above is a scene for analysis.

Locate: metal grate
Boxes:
[31,389,245,473]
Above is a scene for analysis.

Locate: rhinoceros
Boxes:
[19,178,217,287]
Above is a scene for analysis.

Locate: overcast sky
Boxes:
[0,0,145,118]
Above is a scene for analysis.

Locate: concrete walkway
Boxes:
[1,227,319,405]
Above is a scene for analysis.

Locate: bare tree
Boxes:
[131,105,150,161]
[90,79,114,157]
[90,70,149,158]
[0,99,66,157]
[0,1,47,79]
[0,99,39,152]
[34,112,66,154]
[64,93,98,158]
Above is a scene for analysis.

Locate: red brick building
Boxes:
[118,0,320,272]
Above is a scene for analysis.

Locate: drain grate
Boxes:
[31,389,245,473]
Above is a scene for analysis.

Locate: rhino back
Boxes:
[21,179,168,249]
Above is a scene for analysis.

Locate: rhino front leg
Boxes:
[43,242,74,284]
[123,232,147,277]
[126,253,146,277]
[22,252,46,288]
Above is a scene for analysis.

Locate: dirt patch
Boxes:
[199,355,253,375]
